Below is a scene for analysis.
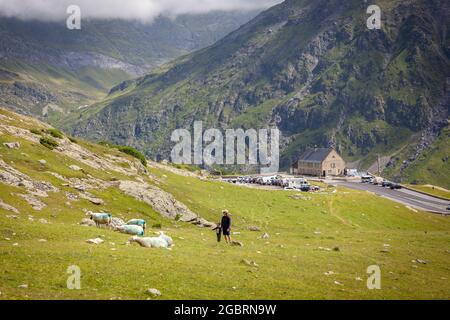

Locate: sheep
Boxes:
[158,232,173,246]
[87,212,112,227]
[129,233,173,248]
[116,224,144,236]
[126,219,146,231]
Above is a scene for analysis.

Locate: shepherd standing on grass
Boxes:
[221,210,232,244]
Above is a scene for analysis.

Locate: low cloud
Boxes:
[0,0,282,22]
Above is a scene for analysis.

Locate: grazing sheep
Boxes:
[126,219,146,231]
[129,233,173,248]
[116,224,144,236]
[87,212,112,227]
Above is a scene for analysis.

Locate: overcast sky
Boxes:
[0,0,282,22]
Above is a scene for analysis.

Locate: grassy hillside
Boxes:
[383,126,450,189]
[1,108,449,300]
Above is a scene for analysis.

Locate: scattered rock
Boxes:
[146,288,161,297]
[248,226,261,232]
[3,142,20,149]
[38,239,47,242]
[86,238,104,245]
[39,218,48,224]
[80,218,96,227]
[69,165,82,171]
[414,259,428,264]
[18,284,28,289]
[39,160,47,165]
[324,271,335,276]
[0,199,19,213]
[317,247,332,251]
[110,217,125,229]
[16,193,46,211]
[241,259,259,268]
[79,192,104,205]
[262,233,270,239]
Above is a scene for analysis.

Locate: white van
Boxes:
[286,178,309,189]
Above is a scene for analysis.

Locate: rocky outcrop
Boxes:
[0,199,19,213]
[0,159,59,197]
[118,180,213,227]
[119,180,196,222]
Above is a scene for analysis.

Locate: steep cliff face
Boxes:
[0,11,260,123]
[71,0,449,184]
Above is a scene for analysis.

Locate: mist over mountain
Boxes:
[0,10,261,122]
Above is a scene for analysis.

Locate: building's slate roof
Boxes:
[296,148,333,164]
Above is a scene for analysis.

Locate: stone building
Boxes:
[291,148,346,177]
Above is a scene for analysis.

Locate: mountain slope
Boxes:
[70,0,450,186]
[0,11,260,124]
[1,107,450,299]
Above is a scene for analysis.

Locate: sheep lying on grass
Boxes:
[116,224,144,236]
[87,212,112,227]
[129,232,173,248]
[126,219,146,231]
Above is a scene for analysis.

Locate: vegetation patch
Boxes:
[98,141,147,167]
[39,137,59,150]
[45,128,64,139]
[30,129,42,135]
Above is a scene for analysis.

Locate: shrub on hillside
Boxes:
[118,146,147,167]
[46,128,64,139]
[40,137,59,150]
[30,129,42,135]
[68,136,78,144]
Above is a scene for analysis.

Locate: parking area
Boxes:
[222,176,322,192]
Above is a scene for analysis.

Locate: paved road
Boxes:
[332,181,449,214]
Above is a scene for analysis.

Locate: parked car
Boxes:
[285,178,309,190]
[382,181,393,188]
[446,204,450,211]
[300,184,312,192]
[390,183,402,190]
[372,177,384,185]
[361,175,373,183]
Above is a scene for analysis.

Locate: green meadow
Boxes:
[0,108,449,300]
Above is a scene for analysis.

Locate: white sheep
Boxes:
[126,219,146,231]
[116,224,144,236]
[129,233,173,248]
[158,232,173,246]
[87,212,112,227]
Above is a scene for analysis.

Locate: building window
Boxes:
[331,163,336,168]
